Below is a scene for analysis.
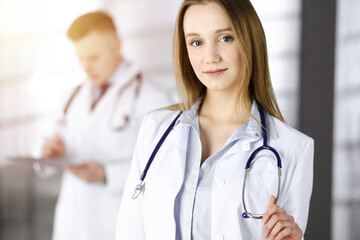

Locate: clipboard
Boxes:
[7,156,66,166]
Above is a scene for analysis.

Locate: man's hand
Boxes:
[64,162,106,183]
[42,134,65,158]
[262,196,302,240]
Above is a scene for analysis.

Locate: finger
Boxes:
[273,225,301,240]
[44,140,63,156]
[42,146,52,158]
[64,164,72,171]
[54,136,65,152]
[46,148,61,158]
[64,164,91,181]
[43,145,59,158]
[64,164,79,173]
[49,143,62,154]
[263,214,292,239]
[262,204,287,226]
[268,195,276,207]
[49,140,64,154]
[42,151,51,158]
[266,216,295,240]
[47,148,59,158]
[262,196,284,224]
[53,135,63,144]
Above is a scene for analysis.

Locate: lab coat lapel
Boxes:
[142,119,187,239]
[172,124,188,185]
[162,124,189,239]
[72,82,93,131]
[62,82,93,160]
[171,101,201,185]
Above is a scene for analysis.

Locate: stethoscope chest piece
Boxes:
[132,181,145,199]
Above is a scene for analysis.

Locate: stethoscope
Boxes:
[59,73,142,131]
[132,104,282,220]
[241,104,282,219]
[107,73,142,131]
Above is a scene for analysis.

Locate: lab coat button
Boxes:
[215,234,225,240]
[216,179,225,186]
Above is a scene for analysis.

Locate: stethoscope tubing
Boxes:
[132,111,182,199]
[60,73,142,132]
[242,104,282,219]
[132,103,282,221]
[108,74,142,131]
[140,111,182,181]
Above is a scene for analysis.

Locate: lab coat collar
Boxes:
[245,101,279,140]
[176,96,204,127]
[174,97,278,141]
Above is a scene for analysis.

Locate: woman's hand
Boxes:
[262,196,302,240]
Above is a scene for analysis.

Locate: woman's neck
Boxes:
[199,90,251,124]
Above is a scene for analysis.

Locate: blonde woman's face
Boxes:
[183,2,243,94]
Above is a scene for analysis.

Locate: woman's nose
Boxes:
[205,44,221,64]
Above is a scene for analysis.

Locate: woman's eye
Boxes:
[191,40,202,47]
[220,36,233,43]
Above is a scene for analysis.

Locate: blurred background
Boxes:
[0,0,358,239]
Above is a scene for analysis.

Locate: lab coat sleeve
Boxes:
[282,137,314,238]
[116,114,149,239]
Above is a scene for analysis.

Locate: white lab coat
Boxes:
[39,62,172,240]
[116,103,314,240]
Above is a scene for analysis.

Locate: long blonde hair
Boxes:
[170,0,284,122]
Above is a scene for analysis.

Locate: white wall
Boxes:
[0,0,100,162]
[103,0,183,96]
[332,0,360,239]
[252,0,302,127]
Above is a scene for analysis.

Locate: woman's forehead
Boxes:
[183,3,232,35]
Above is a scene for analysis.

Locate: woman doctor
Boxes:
[116,1,314,240]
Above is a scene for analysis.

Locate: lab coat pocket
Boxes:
[243,151,279,216]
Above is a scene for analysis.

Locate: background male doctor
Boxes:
[38,11,171,240]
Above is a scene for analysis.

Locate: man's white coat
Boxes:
[39,63,171,240]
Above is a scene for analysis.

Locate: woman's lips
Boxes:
[204,68,228,77]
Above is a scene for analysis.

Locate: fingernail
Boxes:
[263,232,267,237]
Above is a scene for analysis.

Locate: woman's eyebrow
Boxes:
[185,27,233,38]
[185,32,199,38]
[214,27,232,33]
